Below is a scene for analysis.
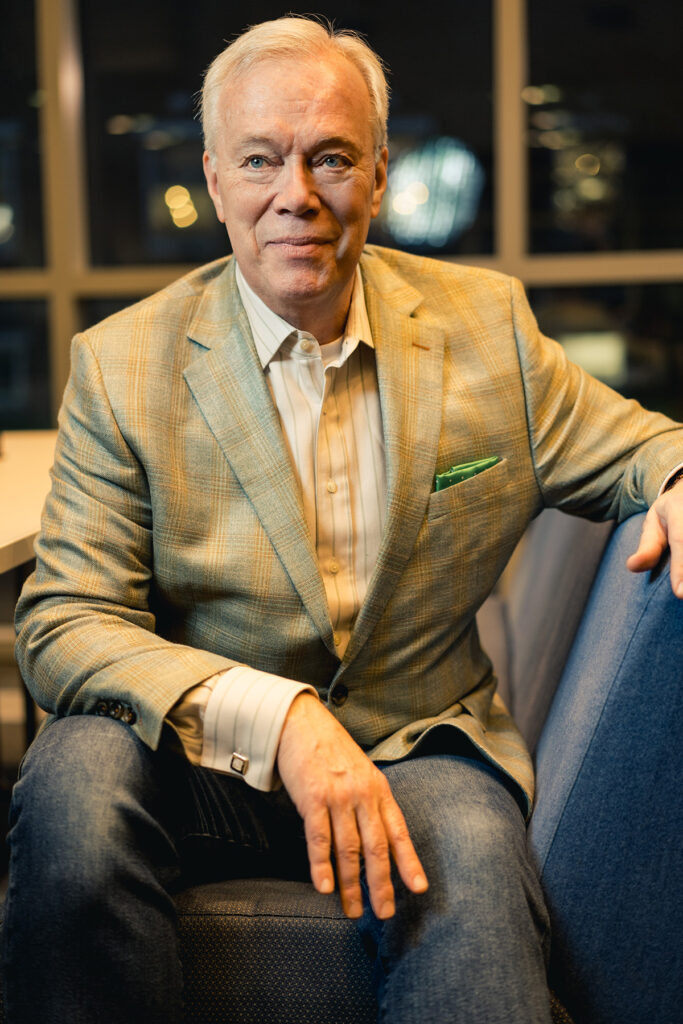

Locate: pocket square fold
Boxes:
[435,456,500,491]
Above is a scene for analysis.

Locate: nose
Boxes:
[274,159,320,215]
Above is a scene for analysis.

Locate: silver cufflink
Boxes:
[230,753,249,776]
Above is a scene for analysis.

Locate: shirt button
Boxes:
[333,632,342,647]
[330,684,348,707]
[300,338,315,353]
[326,479,337,493]
[328,560,339,574]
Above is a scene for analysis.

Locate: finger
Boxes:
[381,797,429,896]
[666,521,683,598]
[303,805,334,895]
[625,508,668,573]
[355,803,395,920]
[329,807,364,918]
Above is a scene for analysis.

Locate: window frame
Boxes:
[0,0,681,421]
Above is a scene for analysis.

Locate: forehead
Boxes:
[218,54,374,147]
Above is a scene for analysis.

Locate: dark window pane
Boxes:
[79,297,140,331]
[79,1,493,264]
[0,302,50,429]
[527,0,683,252]
[529,284,683,422]
[0,1,44,266]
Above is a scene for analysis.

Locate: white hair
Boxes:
[200,15,389,159]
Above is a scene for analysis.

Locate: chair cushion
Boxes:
[175,879,573,1023]
[176,878,376,1024]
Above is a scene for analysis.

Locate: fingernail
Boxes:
[319,877,333,894]
[413,873,428,891]
[379,901,395,919]
[349,901,363,918]
[676,581,683,599]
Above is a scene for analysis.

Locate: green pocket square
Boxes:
[435,456,500,491]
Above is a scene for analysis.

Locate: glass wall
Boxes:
[527,0,683,252]
[0,301,50,430]
[0,0,681,428]
[530,284,683,421]
[79,0,493,264]
[0,0,44,267]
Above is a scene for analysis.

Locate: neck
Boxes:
[286,302,349,345]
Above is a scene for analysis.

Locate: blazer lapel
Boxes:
[339,255,446,669]
[183,261,336,651]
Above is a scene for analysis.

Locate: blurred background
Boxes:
[0,0,681,784]
[1,0,682,431]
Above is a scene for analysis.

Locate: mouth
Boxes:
[267,237,334,255]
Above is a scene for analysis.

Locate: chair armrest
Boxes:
[529,512,683,1023]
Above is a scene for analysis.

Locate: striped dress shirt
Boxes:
[169,263,387,790]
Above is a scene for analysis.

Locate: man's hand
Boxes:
[626,479,683,597]
[276,692,428,920]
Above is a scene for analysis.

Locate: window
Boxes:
[530,283,683,421]
[0,0,44,267]
[527,0,683,252]
[79,0,493,264]
[0,301,50,429]
[0,0,681,427]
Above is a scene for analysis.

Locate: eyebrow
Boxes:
[237,135,362,157]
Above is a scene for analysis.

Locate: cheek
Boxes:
[335,193,376,248]
[222,196,264,242]
[332,186,372,224]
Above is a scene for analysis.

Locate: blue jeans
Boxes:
[2,716,551,1023]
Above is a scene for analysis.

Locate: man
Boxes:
[3,15,682,1024]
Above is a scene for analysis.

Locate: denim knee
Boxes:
[3,717,186,1023]
[362,756,552,1024]
[379,756,550,951]
[8,715,177,899]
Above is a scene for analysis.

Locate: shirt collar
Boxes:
[234,261,374,370]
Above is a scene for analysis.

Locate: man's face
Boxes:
[203,54,388,335]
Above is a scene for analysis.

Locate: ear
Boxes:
[370,147,389,219]
[203,151,226,223]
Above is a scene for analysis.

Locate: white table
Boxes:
[0,431,58,574]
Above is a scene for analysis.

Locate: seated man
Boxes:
[3,15,682,1024]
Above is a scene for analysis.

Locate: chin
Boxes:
[272,268,336,301]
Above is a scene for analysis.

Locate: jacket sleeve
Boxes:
[510,277,683,519]
[15,334,238,752]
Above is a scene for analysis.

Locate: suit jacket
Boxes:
[16,246,683,815]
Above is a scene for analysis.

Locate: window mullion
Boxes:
[36,0,88,417]
[493,0,527,277]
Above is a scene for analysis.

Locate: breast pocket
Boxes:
[427,457,510,521]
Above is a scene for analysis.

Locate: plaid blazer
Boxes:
[16,247,683,814]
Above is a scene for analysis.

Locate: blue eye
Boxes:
[322,155,343,168]
[248,156,266,169]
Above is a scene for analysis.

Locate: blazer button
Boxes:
[122,709,137,725]
[108,702,123,720]
[330,684,348,707]
[95,700,109,717]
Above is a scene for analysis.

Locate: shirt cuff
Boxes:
[201,666,317,791]
[165,677,219,765]
[659,462,683,496]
